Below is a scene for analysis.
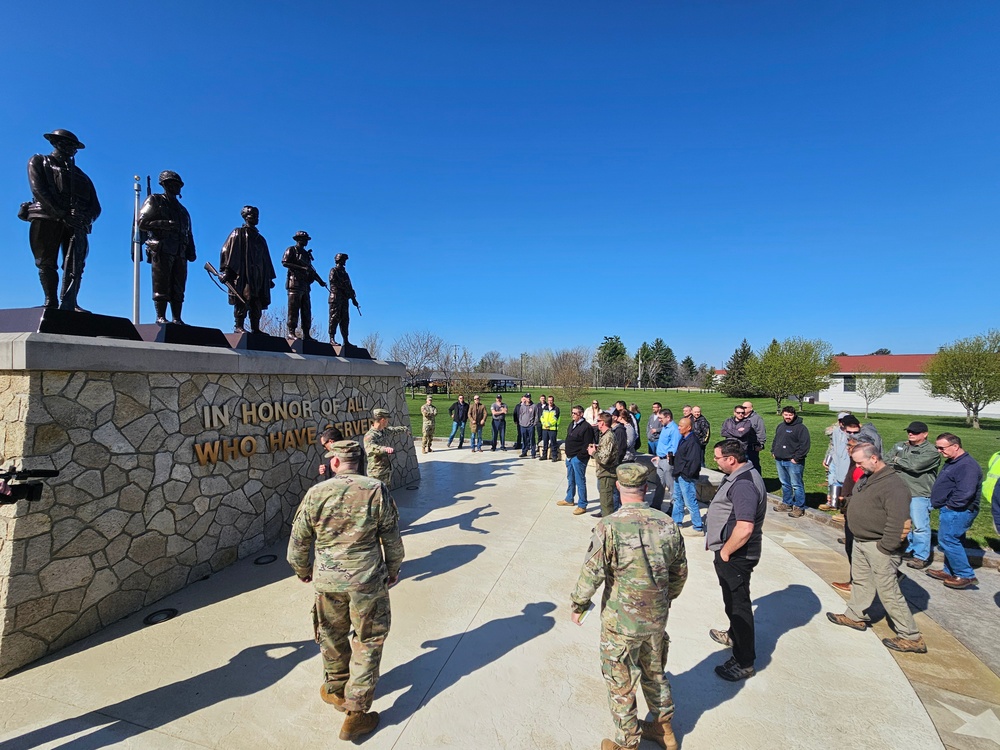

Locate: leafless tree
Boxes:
[361,331,383,359]
[389,331,443,397]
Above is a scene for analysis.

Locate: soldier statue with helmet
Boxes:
[23,129,102,312]
[281,230,327,339]
[328,252,361,347]
[138,170,196,324]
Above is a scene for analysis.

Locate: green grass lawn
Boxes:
[403,387,999,552]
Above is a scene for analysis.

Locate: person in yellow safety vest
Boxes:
[540,396,561,462]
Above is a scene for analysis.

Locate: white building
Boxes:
[819,354,1000,419]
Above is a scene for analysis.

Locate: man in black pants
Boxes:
[706,439,768,682]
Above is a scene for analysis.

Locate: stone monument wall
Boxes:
[0,333,417,676]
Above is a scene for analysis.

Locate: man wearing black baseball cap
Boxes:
[886,421,940,569]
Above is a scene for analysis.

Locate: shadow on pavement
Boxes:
[0,640,314,750]
[401,504,499,537]
[670,584,820,739]
[376,602,557,728]
[402,544,487,582]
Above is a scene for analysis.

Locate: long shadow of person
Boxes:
[669,584,820,740]
[401,504,499,537]
[402,544,486,581]
[0,640,314,750]
[376,602,557,727]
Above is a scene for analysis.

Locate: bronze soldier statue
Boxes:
[328,253,360,346]
[138,170,195,324]
[24,129,102,312]
[281,231,327,339]
[219,206,276,334]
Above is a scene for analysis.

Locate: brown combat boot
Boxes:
[640,715,679,750]
[339,710,380,741]
[319,683,346,712]
[600,740,638,750]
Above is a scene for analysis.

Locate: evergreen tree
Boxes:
[649,338,677,388]
[680,356,698,384]
[718,339,756,397]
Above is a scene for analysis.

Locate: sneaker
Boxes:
[709,628,732,648]
[943,576,978,590]
[447,442,452,448]
[773,503,792,512]
[906,557,931,570]
[714,657,755,682]
[831,581,852,593]
[556,500,574,507]
[826,612,867,631]
[572,507,587,515]
[789,506,805,518]
[883,636,928,654]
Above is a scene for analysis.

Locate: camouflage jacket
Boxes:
[364,425,409,476]
[571,505,688,635]
[594,428,619,479]
[420,404,437,428]
[287,469,405,593]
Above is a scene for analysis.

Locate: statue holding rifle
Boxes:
[23,129,101,312]
[138,170,195,324]
[328,252,361,347]
[281,230,326,339]
[218,205,275,334]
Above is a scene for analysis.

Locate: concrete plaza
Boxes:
[0,446,997,749]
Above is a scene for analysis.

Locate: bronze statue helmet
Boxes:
[158,170,183,186]
[293,231,311,242]
[43,129,85,149]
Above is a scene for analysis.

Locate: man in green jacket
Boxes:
[827,442,927,654]
[886,421,940,570]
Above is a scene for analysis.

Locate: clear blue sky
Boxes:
[2,1,997,367]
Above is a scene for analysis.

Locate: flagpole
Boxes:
[132,176,141,323]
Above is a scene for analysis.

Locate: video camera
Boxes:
[0,466,59,505]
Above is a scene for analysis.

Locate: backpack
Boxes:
[983,451,1000,503]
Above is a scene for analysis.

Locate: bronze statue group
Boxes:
[22,128,360,345]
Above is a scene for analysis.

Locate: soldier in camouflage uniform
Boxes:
[364,407,411,487]
[571,462,688,750]
[287,440,405,742]
[420,396,437,453]
[588,413,620,517]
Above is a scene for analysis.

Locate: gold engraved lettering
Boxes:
[241,402,258,424]
[258,403,274,423]
[302,400,314,418]
[274,401,288,421]
[239,436,257,457]
[288,401,301,418]
[221,438,240,461]
[194,441,221,466]
[268,431,283,451]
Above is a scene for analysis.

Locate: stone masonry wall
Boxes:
[0,359,416,677]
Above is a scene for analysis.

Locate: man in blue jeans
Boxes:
[927,433,983,590]
[771,406,811,518]
[886,421,940,570]
[556,405,595,516]
[447,395,469,449]
[673,417,705,536]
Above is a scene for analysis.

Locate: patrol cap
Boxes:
[615,462,651,488]
[372,407,390,419]
[158,170,183,186]
[293,230,311,241]
[906,421,929,434]
[324,440,362,459]
[44,129,85,149]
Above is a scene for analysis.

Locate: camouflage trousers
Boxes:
[314,587,391,713]
[422,425,434,451]
[600,627,674,748]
